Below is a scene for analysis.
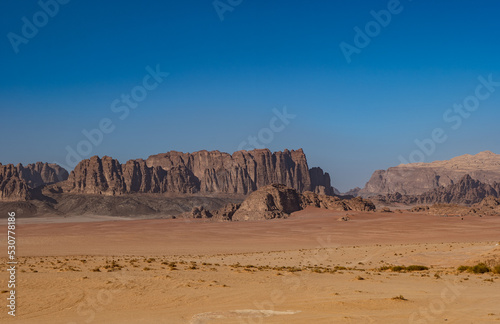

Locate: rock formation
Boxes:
[63,149,334,196]
[0,164,32,201]
[183,184,376,222]
[375,174,500,205]
[0,162,68,201]
[232,184,303,221]
[359,151,500,197]
[343,187,361,197]
[18,162,68,188]
[301,191,376,212]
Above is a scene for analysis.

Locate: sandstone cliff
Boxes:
[0,164,32,201]
[375,174,500,205]
[359,151,500,197]
[0,162,68,201]
[63,149,334,196]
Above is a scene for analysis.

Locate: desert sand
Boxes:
[1,207,500,323]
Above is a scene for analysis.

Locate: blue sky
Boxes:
[1,0,500,191]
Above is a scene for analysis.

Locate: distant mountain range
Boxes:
[358,151,500,197]
[374,174,500,205]
[2,150,500,216]
[0,149,334,214]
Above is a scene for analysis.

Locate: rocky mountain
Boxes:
[359,151,500,197]
[62,149,335,196]
[0,164,32,201]
[18,162,68,188]
[343,187,361,197]
[0,162,68,201]
[375,174,500,205]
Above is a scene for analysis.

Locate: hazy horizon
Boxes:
[2,0,500,191]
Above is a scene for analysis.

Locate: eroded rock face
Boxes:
[18,162,68,188]
[359,151,500,197]
[0,164,32,201]
[63,149,334,196]
[375,174,500,205]
[0,162,68,201]
[232,184,303,221]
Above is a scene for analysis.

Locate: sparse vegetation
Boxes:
[378,265,429,272]
[392,295,408,301]
[457,263,492,274]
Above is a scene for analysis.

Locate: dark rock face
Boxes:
[0,162,68,201]
[18,162,68,188]
[375,174,500,205]
[359,151,500,197]
[309,167,334,195]
[64,149,334,196]
[183,203,242,221]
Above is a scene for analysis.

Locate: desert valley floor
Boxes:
[1,208,500,323]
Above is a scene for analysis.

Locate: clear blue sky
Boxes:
[1,0,500,191]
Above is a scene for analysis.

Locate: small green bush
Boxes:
[469,263,490,274]
[493,265,500,274]
[406,265,429,272]
[457,265,469,272]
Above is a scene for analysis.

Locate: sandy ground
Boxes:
[1,207,500,323]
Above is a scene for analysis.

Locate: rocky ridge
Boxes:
[375,174,500,205]
[0,162,68,201]
[62,149,334,196]
[359,151,500,197]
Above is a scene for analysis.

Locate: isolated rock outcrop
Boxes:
[232,184,303,221]
[359,151,500,197]
[301,191,376,212]
[63,149,334,196]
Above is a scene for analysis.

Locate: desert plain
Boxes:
[1,207,499,324]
